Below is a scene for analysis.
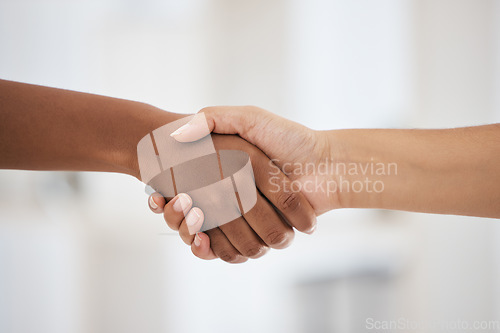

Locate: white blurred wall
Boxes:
[0,1,499,333]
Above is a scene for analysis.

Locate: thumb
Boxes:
[170,106,264,143]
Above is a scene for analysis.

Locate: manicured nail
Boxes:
[170,123,189,137]
[169,114,210,142]
[194,233,201,247]
[186,208,201,227]
[172,193,191,213]
[149,196,158,209]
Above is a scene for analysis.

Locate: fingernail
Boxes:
[149,196,158,209]
[173,193,191,213]
[186,208,201,227]
[194,233,201,247]
[169,114,210,142]
[170,123,190,137]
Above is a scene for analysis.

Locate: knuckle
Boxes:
[277,191,300,213]
[265,228,293,249]
[241,241,266,258]
[217,250,239,263]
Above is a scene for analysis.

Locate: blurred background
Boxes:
[0,0,499,332]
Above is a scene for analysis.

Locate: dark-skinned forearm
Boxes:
[0,80,185,178]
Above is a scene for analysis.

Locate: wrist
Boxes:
[318,129,389,211]
[106,103,187,179]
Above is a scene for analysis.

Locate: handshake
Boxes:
[146,106,336,263]
[142,106,500,263]
[2,80,498,264]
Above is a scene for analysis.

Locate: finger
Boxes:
[242,192,294,249]
[205,228,247,264]
[180,212,244,263]
[163,193,192,231]
[191,232,217,260]
[171,107,317,233]
[252,152,317,234]
[177,207,204,244]
[148,192,166,214]
[218,217,269,258]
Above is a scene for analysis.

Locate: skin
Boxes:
[156,106,500,259]
[0,80,317,264]
[2,80,498,263]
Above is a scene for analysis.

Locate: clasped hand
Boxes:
[147,106,338,263]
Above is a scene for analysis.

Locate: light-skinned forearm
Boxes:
[0,79,184,178]
[324,125,500,218]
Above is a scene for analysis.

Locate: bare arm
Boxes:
[170,106,500,218]
[0,79,184,177]
[327,125,500,218]
[0,82,318,264]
